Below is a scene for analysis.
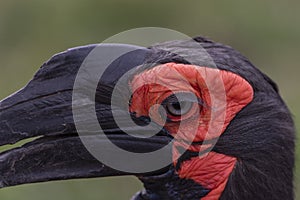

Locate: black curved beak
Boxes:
[0,44,172,188]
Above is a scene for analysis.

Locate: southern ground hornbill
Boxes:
[0,37,295,200]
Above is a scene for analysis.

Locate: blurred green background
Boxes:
[0,0,299,199]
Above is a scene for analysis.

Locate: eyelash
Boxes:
[160,93,205,122]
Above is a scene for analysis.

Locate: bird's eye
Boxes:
[160,92,201,120]
[166,101,193,116]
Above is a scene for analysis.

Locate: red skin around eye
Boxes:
[130,63,253,199]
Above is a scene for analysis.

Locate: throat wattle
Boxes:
[174,150,236,200]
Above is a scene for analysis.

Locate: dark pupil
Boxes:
[172,102,181,110]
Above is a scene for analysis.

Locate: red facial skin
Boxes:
[129,63,253,199]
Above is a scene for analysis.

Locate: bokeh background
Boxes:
[0,0,299,199]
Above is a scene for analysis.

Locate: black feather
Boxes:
[137,37,295,200]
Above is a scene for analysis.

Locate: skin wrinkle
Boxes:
[0,39,293,199]
[130,63,254,200]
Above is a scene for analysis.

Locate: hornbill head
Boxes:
[0,37,295,200]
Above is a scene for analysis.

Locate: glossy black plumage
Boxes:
[0,37,295,200]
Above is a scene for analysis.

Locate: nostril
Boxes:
[130,113,151,126]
